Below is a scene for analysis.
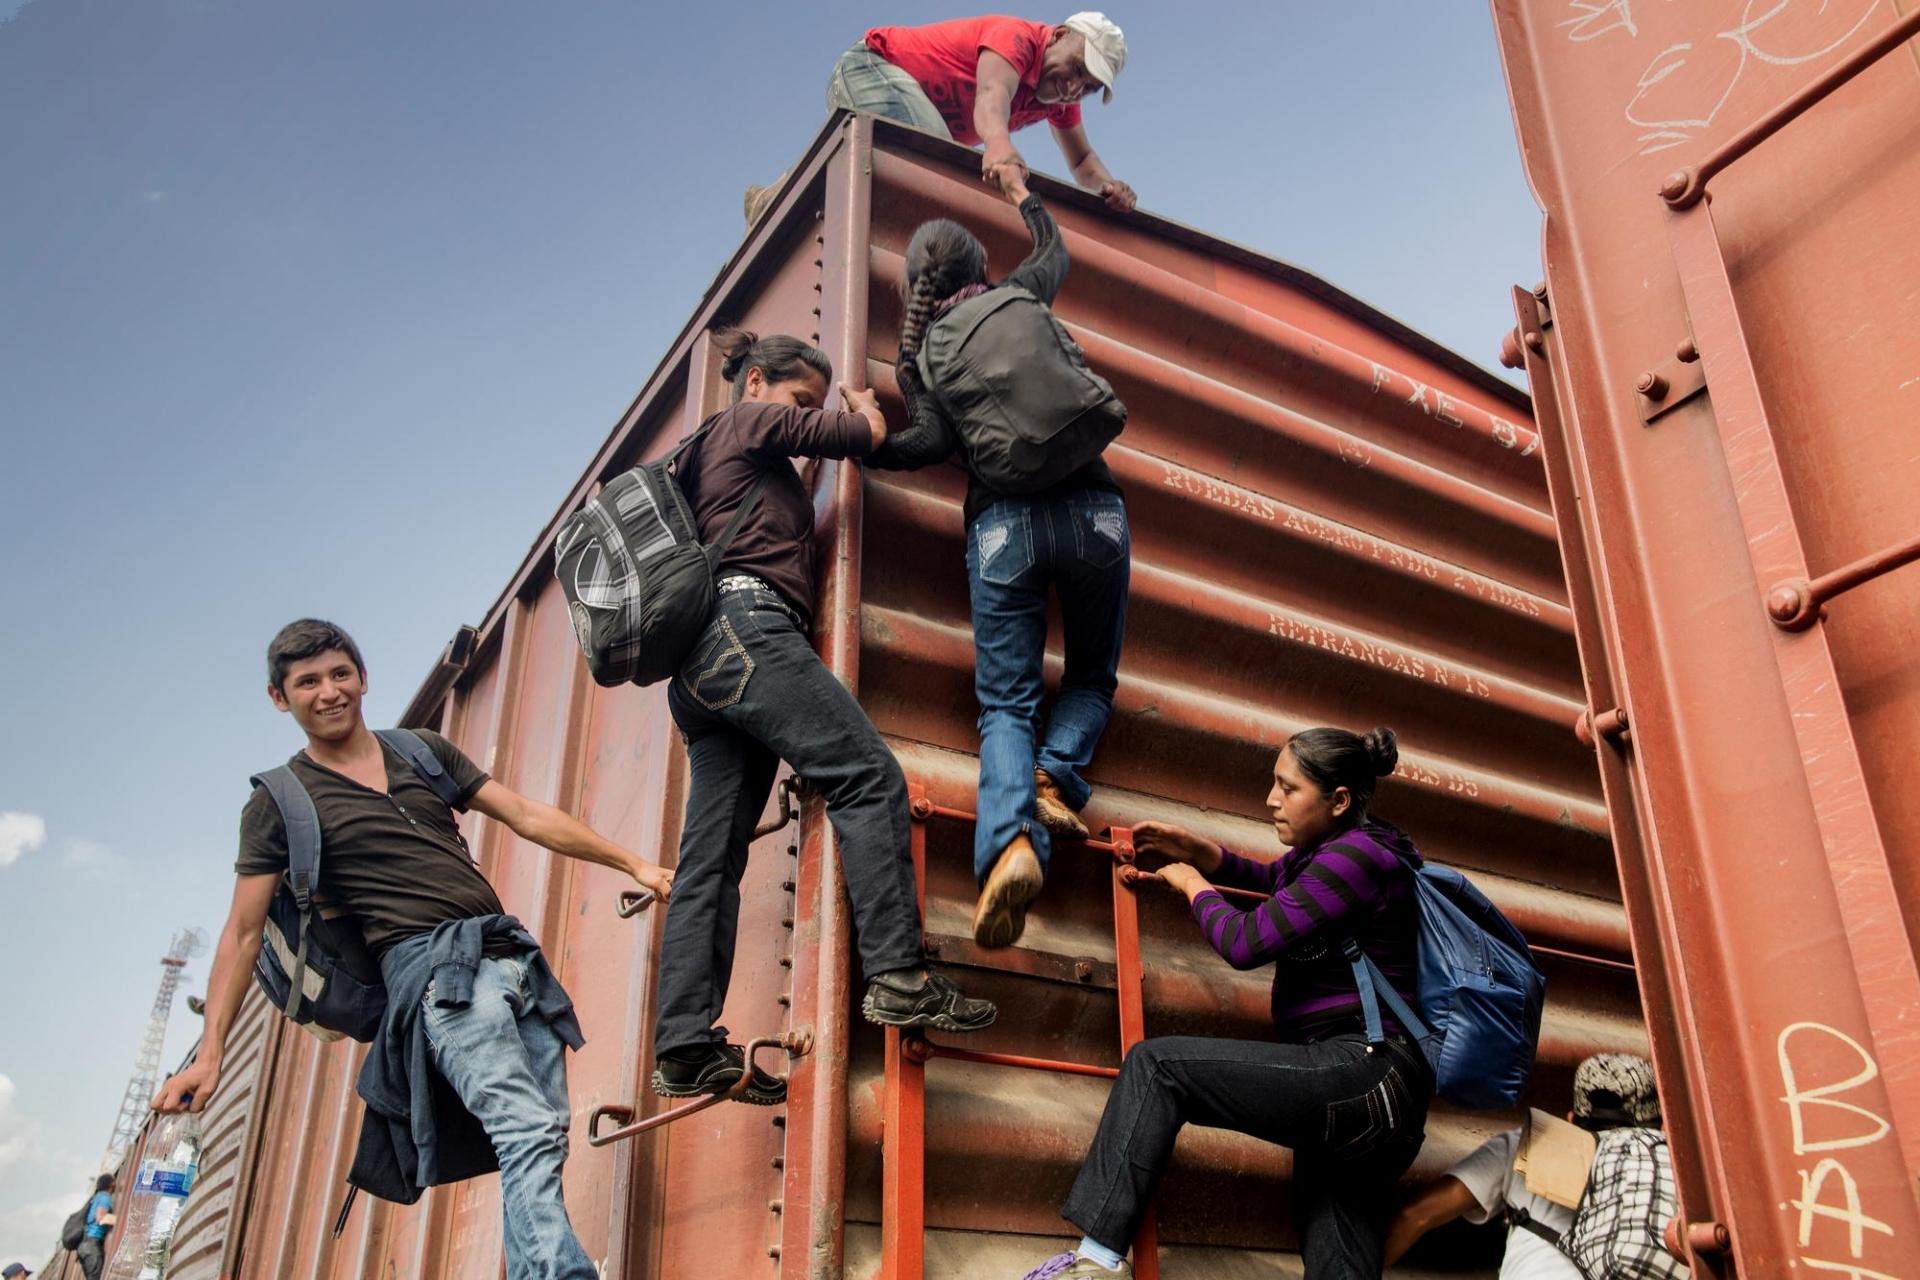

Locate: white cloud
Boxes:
[0,813,46,869]
[0,1190,80,1271]
[0,1076,97,1264]
[0,1075,28,1172]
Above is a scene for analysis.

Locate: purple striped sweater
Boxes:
[1189,819,1421,1044]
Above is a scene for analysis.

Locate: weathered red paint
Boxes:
[1491,3,1920,1274]
[121,111,1646,1277]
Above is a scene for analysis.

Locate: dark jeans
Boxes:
[1062,1034,1432,1278]
[77,1237,106,1280]
[655,584,926,1055]
[966,489,1130,881]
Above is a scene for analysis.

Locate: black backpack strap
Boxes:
[1507,1204,1564,1246]
[331,1184,359,1239]
[664,410,773,566]
[250,765,320,1020]
[251,766,320,911]
[373,728,464,809]
[707,471,772,563]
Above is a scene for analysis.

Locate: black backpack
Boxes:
[60,1193,93,1250]
[917,283,1126,493]
[249,728,466,1043]
[553,420,770,687]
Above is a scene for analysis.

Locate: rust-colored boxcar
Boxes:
[1489,4,1920,1277]
[145,114,1640,1278]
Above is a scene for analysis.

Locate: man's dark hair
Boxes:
[267,619,366,693]
[95,1172,114,1192]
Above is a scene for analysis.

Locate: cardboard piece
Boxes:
[1515,1108,1598,1209]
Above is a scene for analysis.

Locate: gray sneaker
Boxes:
[1020,1251,1130,1279]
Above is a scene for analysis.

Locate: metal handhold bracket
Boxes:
[587,1029,813,1147]
[1767,531,1920,631]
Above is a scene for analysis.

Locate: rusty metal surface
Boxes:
[194,113,1628,1278]
[1489,4,1920,1276]
[166,988,279,1280]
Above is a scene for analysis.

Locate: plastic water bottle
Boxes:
[102,1111,201,1280]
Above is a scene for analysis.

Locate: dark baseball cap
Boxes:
[5,1262,35,1277]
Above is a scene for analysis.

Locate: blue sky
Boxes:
[0,0,1542,1262]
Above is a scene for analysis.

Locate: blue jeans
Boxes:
[967,489,1130,882]
[825,42,954,140]
[422,955,595,1280]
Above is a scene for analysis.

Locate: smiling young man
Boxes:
[153,619,672,1280]
[829,12,1133,209]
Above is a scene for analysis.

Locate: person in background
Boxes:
[650,329,998,1107]
[749,12,1134,224]
[869,165,1129,951]
[76,1174,114,1280]
[1385,1053,1685,1278]
[1013,726,1433,1279]
[6,1259,36,1278]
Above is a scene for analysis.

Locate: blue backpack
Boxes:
[1347,856,1546,1110]
[249,729,466,1043]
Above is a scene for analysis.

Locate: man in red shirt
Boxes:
[821,12,1134,211]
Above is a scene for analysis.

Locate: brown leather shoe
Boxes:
[1033,769,1090,840]
[973,834,1044,949]
[743,171,790,228]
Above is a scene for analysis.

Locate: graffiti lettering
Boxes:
[1779,1022,1892,1154]
[1619,0,1878,155]
[1561,0,1637,43]
[1778,1022,1901,1276]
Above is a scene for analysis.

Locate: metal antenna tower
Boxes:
[104,927,208,1161]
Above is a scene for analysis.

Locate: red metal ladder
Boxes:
[880,781,1163,1280]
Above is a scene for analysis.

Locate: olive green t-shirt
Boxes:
[235,729,502,956]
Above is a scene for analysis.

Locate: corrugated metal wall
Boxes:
[164,988,279,1280]
[152,114,1639,1278]
[1488,4,1920,1275]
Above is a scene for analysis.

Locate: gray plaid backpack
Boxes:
[554,423,769,687]
[1559,1128,1688,1280]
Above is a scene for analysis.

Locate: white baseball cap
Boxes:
[1063,12,1127,103]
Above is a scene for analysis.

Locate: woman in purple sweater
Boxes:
[1018,725,1432,1280]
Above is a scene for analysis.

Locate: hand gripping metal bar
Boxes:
[586,1030,813,1148]
[613,776,799,918]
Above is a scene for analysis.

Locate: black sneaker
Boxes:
[862,968,997,1032]
[650,1041,787,1105]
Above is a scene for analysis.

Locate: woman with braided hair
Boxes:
[870,168,1130,951]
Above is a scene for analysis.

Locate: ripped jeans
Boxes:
[966,488,1130,881]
